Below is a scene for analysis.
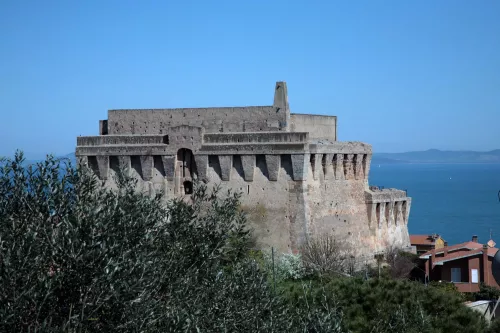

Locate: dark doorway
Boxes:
[183,180,193,195]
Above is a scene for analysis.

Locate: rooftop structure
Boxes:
[410,234,446,255]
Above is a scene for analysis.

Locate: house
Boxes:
[410,234,446,255]
[419,236,499,293]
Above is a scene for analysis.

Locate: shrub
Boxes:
[0,152,287,332]
[384,245,416,279]
[474,283,500,301]
[301,233,354,277]
[262,251,306,282]
[282,277,487,333]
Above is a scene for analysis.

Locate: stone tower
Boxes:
[76,82,411,258]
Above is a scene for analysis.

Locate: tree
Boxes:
[301,233,354,277]
[282,277,487,333]
[0,152,288,332]
[383,245,416,279]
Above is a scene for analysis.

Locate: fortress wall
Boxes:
[303,151,411,258]
[204,155,302,253]
[290,114,337,141]
[203,132,308,144]
[106,106,289,135]
[76,145,384,255]
[365,189,412,248]
[77,135,167,146]
[104,82,291,136]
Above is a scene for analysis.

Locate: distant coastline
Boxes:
[5,149,500,165]
[373,149,500,165]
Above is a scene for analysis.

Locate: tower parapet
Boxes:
[76,82,411,256]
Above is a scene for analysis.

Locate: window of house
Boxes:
[471,269,479,283]
[451,268,461,282]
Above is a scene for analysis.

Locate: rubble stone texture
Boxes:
[76,82,411,258]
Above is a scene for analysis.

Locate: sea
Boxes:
[369,163,500,245]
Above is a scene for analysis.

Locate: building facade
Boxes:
[420,237,499,293]
[75,82,412,257]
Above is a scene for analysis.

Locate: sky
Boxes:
[1,1,499,159]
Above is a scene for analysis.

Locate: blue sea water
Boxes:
[369,164,500,245]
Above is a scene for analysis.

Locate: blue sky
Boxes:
[1,1,499,159]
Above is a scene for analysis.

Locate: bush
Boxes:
[282,277,487,333]
[384,246,416,279]
[262,251,306,282]
[0,152,288,332]
[301,233,354,277]
[475,283,500,301]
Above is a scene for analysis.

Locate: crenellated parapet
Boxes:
[365,187,411,228]
[76,134,372,185]
[308,142,372,181]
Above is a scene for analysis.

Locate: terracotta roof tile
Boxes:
[419,242,499,262]
[420,241,482,258]
[487,247,499,256]
[432,249,482,264]
[410,235,442,245]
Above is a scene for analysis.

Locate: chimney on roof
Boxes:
[483,243,490,285]
[472,235,478,243]
[443,242,448,256]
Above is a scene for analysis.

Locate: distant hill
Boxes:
[20,153,76,166]
[374,149,500,164]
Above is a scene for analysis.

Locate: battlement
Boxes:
[365,188,411,228]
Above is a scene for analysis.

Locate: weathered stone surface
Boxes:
[312,153,323,180]
[194,155,208,182]
[355,154,364,180]
[323,154,334,180]
[75,81,412,259]
[161,155,175,181]
[118,156,130,171]
[96,156,109,180]
[334,154,344,180]
[291,154,308,181]
[218,155,232,181]
[240,155,256,181]
[265,154,280,181]
[140,156,153,181]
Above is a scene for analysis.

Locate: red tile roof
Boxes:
[419,241,499,263]
[410,235,437,245]
[420,241,482,258]
[432,249,483,265]
[487,247,499,257]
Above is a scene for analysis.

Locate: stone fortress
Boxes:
[75,82,411,258]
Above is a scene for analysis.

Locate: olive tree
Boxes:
[0,152,288,332]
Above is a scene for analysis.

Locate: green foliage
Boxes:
[0,151,491,332]
[488,318,500,333]
[428,281,467,302]
[281,277,487,333]
[475,283,500,301]
[262,251,306,282]
[0,152,286,332]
